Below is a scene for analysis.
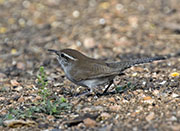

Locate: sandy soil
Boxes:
[0,0,180,130]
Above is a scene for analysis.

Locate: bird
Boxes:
[48,48,179,95]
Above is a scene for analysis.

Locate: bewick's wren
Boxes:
[48,48,179,95]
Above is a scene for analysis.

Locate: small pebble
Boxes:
[99,18,106,25]
[169,116,177,121]
[83,118,96,127]
[18,18,26,27]
[22,0,31,8]
[99,2,110,9]
[152,90,159,96]
[146,112,155,122]
[0,72,6,78]
[11,49,17,54]
[0,27,7,33]
[13,86,23,92]
[18,96,25,102]
[0,97,5,101]
[171,93,179,98]
[10,80,20,86]
[132,72,138,77]
[100,112,111,120]
[128,16,138,28]
[142,81,146,85]
[16,62,25,70]
[108,97,116,103]
[83,37,96,48]
[116,3,124,11]
[159,80,166,85]
[72,10,80,18]
[54,82,63,87]
[143,96,154,104]
[109,105,121,112]
[171,125,180,131]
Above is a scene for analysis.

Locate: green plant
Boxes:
[36,66,71,115]
[115,82,136,93]
[37,66,49,101]
[40,97,71,115]
[0,66,71,124]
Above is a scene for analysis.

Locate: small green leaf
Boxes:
[60,97,66,102]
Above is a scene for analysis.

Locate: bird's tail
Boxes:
[107,51,180,72]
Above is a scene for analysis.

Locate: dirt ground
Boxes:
[0,0,180,130]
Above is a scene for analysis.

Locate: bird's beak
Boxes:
[48,49,61,56]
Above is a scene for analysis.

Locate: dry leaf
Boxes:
[143,96,152,100]
[3,119,37,128]
[10,80,20,86]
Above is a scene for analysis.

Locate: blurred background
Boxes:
[0,0,179,60]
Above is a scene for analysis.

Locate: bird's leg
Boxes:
[103,80,113,94]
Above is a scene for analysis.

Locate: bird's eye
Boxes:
[61,53,65,57]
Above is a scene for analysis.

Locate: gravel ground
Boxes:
[0,0,180,130]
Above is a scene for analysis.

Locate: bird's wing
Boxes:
[70,62,119,82]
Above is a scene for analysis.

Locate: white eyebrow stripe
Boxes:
[63,53,77,61]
